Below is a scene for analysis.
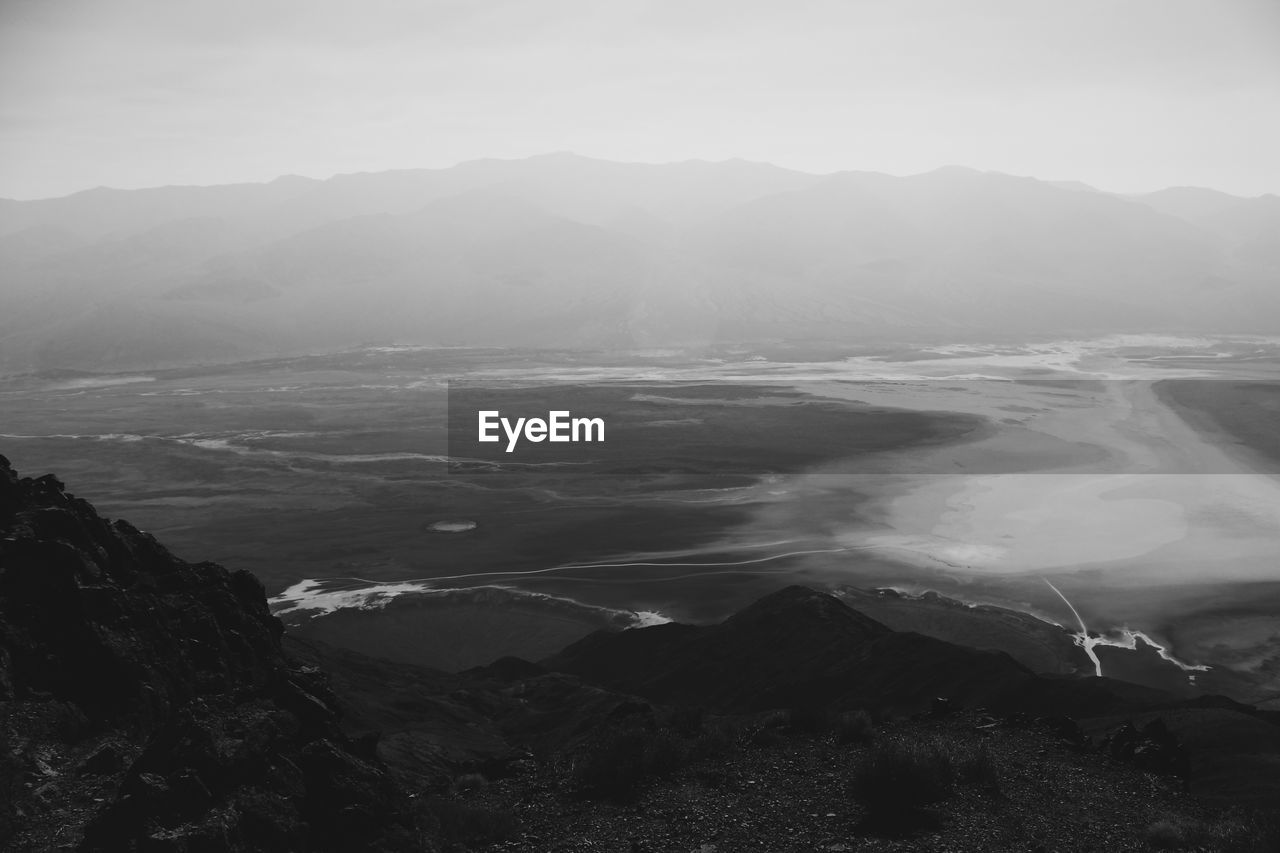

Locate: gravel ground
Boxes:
[433,714,1268,853]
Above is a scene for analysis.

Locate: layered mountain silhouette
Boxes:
[544,585,1174,719]
[2,154,1277,370]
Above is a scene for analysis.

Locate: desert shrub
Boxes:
[1145,816,1206,850]
[572,725,690,798]
[691,719,738,761]
[947,741,1000,793]
[851,739,954,828]
[643,729,686,778]
[573,728,646,796]
[1146,812,1269,852]
[451,772,488,793]
[848,734,1003,837]
[1142,810,1280,852]
[834,710,875,745]
[422,798,518,844]
[1214,809,1280,853]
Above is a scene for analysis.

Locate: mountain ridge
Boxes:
[2,155,1276,371]
[5,153,1273,208]
[542,584,1179,719]
[0,455,426,851]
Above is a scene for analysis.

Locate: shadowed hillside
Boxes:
[0,456,426,851]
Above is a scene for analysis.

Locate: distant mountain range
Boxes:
[2,154,1277,370]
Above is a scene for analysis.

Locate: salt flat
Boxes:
[833,380,1280,581]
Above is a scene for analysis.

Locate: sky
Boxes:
[1,0,1278,200]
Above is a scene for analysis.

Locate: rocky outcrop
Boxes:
[0,455,426,851]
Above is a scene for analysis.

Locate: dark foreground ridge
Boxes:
[2,457,1279,851]
[0,456,422,850]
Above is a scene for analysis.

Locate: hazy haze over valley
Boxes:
[1,154,1278,370]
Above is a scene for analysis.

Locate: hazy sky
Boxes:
[2,0,1278,199]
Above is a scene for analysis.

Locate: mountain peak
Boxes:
[270,173,317,186]
[726,584,885,630]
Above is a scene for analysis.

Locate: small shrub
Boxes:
[572,725,690,798]
[423,798,518,844]
[948,742,1000,793]
[851,739,954,830]
[1146,819,1185,849]
[1143,810,1280,852]
[573,728,647,796]
[643,730,686,778]
[452,772,488,793]
[1211,809,1280,853]
[691,720,738,761]
[851,735,1001,834]
[1145,814,1230,850]
[835,710,875,745]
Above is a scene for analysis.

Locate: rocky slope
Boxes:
[0,455,425,851]
[455,711,1274,853]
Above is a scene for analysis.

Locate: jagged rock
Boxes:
[1100,717,1191,787]
[0,457,428,851]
